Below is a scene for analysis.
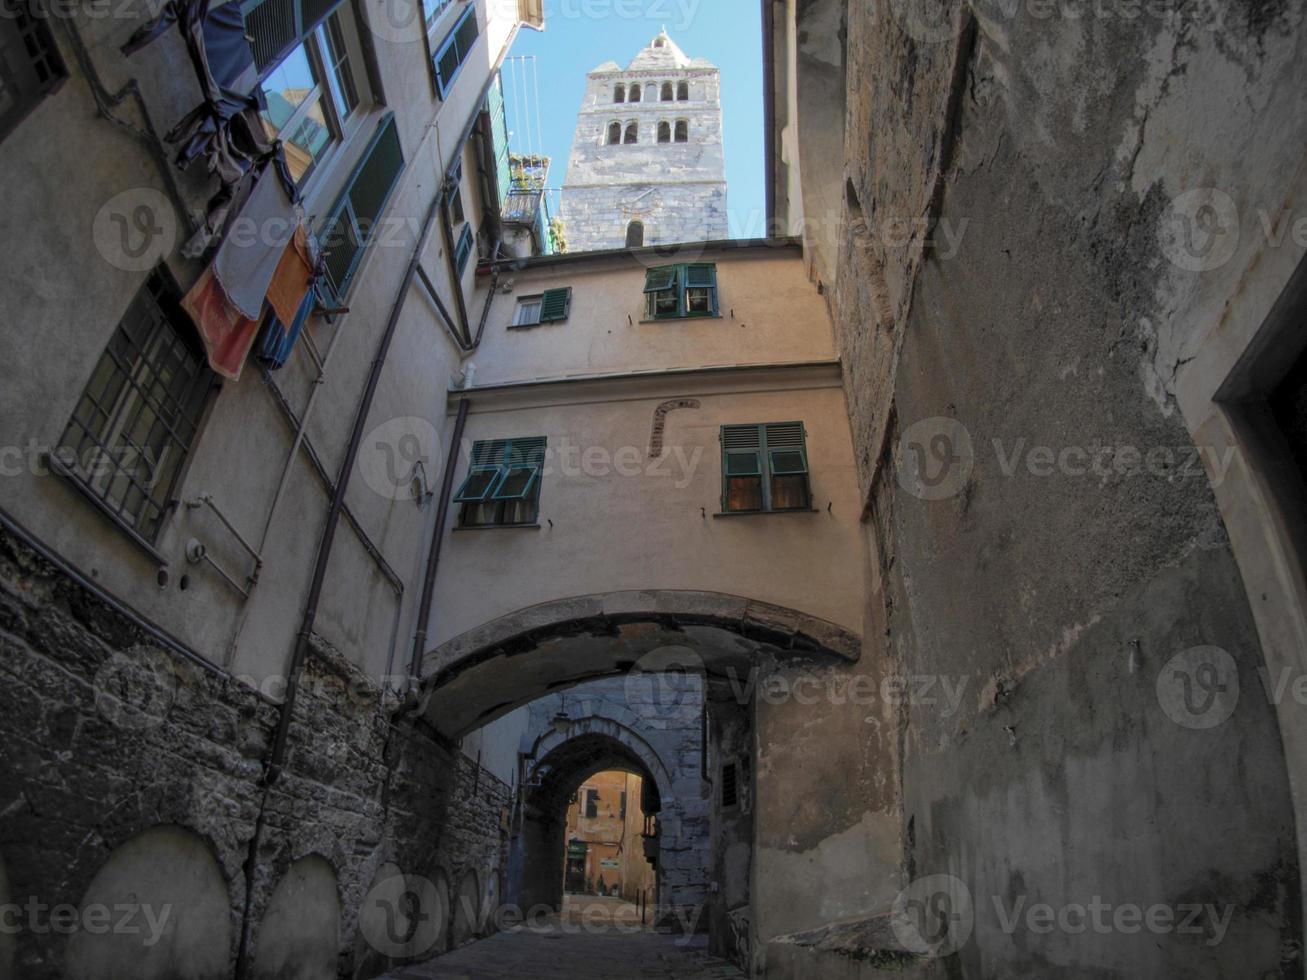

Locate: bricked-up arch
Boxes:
[416,591,859,738]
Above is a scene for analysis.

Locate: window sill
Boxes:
[507,321,566,330]
[639,314,722,324]
[45,452,170,567]
[712,509,819,518]
[452,522,542,532]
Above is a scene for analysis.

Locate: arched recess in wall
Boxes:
[449,870,480,948]
[0,852,14,980]
[660,81,673,100]
[657,121,671,143]
[352,861,449,975]
[251,856,340,980]
[63,825,230,980]
[417,590,860,738]
[674,119,688,143]
[629,82,641,102]
[607,121,621,145]
[614,83,625,102]
[677,81,688,100]
[626,221,644,247]
[624,121,638,144]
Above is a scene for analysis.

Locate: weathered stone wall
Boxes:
[777,0,1307,976]
[0,522,512,979]
[511,675,710,925]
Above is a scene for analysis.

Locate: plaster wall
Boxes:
[468,246,836,387]
[428,379,865,646]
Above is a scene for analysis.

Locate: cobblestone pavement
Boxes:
[378,898,741,979]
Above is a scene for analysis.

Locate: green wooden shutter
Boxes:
[643,267,677,292]
[686,263,718,314]
[764,422,808,475]
[454,224,475,276]
[319,113,404,299]
[456,437,547,503]
[538,287,571,323]
[434,5,479,97]
[721,424,763,512]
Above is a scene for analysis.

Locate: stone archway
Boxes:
[513,730,670,919]
[417,590,859,737]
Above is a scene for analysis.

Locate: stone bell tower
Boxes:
[559,30,728,252]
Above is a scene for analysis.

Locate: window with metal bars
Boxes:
[643,264,717,319]
[721,422,811,513]
[433,4,478,99]
[54,269,216,547]
[0,0,67,143]
[721,761,739,809]
[454,437,547,527]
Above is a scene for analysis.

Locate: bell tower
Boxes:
[559,30,728,252]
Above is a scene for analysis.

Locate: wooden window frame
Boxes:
[454,437,547,528]
[643,263,717,320]
[720,422,812,514]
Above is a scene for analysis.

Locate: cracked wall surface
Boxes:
[783,0,1307,975]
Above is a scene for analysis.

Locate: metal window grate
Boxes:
[56,271,214,543]
[721,761,738,809]
[0,0,67,142]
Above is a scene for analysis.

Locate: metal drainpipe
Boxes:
[408,396,469,682]
[472,245,501,348]
[263,192,443,785]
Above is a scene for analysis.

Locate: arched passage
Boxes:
[417,590,859,738]
[512,729,673,918]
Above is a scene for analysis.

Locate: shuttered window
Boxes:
[721,422,810,513]
[455,437,547,527]
[643,264,717,319]
[539,287,571,322]
[454,223,475,276]
[433,5,478,99]
[319,113,404,298]
[510,288,570,327]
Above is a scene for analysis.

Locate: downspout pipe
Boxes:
[761,0,778,236]
[264,192,443,785]
[408,395,470,682]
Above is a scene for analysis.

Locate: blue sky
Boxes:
[502,0,765,239]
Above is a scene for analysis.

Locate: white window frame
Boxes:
[512,295,544,327]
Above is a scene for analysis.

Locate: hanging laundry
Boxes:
[267,224,315,325]
[181,265,259,381]
[258,286,315,371]
[211,165,300,319]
